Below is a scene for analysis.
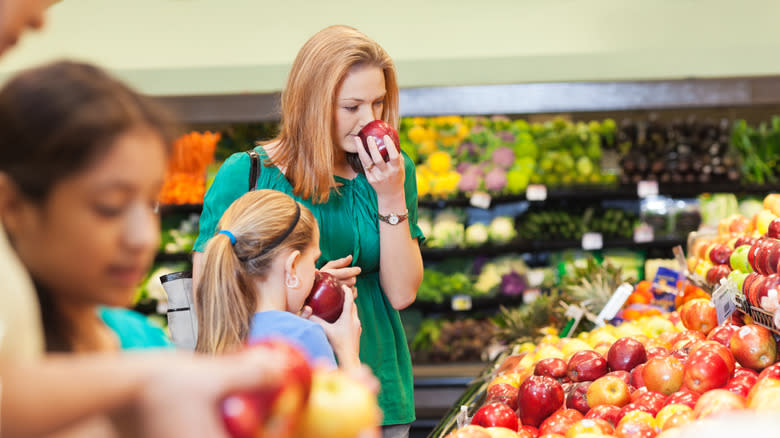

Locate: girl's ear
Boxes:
[284,249,302,275]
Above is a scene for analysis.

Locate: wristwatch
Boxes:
[378,210,409,225]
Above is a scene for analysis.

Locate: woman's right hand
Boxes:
[308,285,362,370]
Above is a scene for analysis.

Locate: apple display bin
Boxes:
[734,295,780,336]
[425,350,512,438]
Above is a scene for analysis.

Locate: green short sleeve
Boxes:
[403,152,425,244]
[193,152,252,252]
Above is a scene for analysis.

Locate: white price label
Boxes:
[582,232,603,250]
[470,191,492,209]
[456,405,471,429]
[672,245,690,274]
[596,283,634,324]
[637,180,659,198]
[712,279,737,325]
[526,184,548,201]
[633,223,655,243]
[527,270,545,287]
[451,294,473,311]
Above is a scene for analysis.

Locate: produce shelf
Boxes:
[419,183,780,209]
[411,294,525,313]
[421,237,685,261]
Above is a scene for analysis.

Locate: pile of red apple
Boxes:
[445,311,780,438]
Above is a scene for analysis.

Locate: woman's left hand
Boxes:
[354,135,405,200]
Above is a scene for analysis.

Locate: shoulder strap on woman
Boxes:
[246,149,260,192]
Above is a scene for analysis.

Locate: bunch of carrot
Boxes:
[159,131,220,205]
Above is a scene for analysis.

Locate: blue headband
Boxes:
[219,230,237,245]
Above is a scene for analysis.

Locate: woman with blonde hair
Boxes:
[193,25,423,437]
[196,189,361,371]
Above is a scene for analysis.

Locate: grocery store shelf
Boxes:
[422,237,685,261]
[159,76,780,124]
[411,294,525,313]
[419,183,780,209]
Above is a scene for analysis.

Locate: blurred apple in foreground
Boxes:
[295,369,379,438]
[221,340,312,438]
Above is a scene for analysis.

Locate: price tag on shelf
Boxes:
[451,294,473,312]
[637,180,659,198]
[712,279,737,325]
[672,245,688,273]
[633,223,654,243]
[469,191,492,209]
[595,283,634,325]
[582,232,603,250]
[526,184,547,201]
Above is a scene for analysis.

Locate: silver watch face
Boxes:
[388,214,399,225]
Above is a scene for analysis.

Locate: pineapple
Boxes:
[494,291,563,344]
[559,257,624,334]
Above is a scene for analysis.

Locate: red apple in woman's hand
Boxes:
[358,120,400,162]
[305,272,344,323]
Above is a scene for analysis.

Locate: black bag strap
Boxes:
[246,149,260,192]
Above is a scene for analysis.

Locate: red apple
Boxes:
[586,376,631,409]
[630,363,646,388]
[692,389,746,419]
[666,389,699,409]
[645,347,670,360]
[614,413,657,438]
[758,362,780,381]
[730,324,778,371]
[472,402,519,431]
[535,358,568,380]
[688,341,736,377]
[565,418,614,438]
[683,350,731,393]
[566,381,592,414]
[616,403,654,424]
[679,299,718,335]
[633,391,667,416]
[732,367,760,385]
[758,241,780,275]
[642,356,684,395]
[705,264,732,287]
[304,272,344,323]
[669,330,706,348]
[567,350,608,382]
[706,324,739,347]
[747,376,780,409]
[519,425,540,438]
[709,243,733,265]
[486,383,520,411]
[585,404,623,427]
[724,380,752,398]
[768,218,780,239]
[606,370,632,386]
[608,338,648,372]
[539,409,583,436]
[357,120,400,162]
[517,375,565,427]
[734,236,758,249]
[222,339,312,438]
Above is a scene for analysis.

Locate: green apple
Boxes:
[730,245,752,273]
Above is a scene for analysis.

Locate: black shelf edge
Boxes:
[421,237,685,261]
[155,252,193,263]
[159,203,203,216]
[411,294,526,313]
[418,183,780,209]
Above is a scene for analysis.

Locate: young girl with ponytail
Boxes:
[195,189,362,370]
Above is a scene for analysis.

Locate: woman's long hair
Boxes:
[267,25,399,204]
